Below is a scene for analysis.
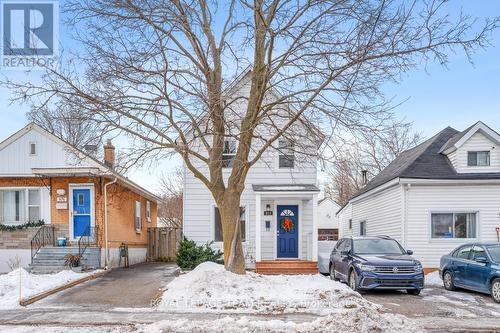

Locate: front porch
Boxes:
[252,184,320,274]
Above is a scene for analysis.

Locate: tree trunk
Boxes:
[218,193,246,274]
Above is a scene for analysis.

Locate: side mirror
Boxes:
[406,250,413,255]
[475,257,489,264]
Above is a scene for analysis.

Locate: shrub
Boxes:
[176,237,223,270]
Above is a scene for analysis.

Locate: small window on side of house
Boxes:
[146,201,151,223]
[348,219,352,230]
[467,151,490,167]
[214,206,245,242]
[278,139,295,168]
[134,201,142,232]
[359,221,367,236]
[29,142,36,155]
[222,140,237,168]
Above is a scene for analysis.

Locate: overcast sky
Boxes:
[0,1,499,194]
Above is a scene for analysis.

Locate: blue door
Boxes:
[73,189,91,238]
[277,205,299,258]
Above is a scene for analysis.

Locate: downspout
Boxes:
[104,177,118,269]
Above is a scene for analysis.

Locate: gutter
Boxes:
[104,177,118,268]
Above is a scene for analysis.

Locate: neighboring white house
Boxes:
[317,198,340,240]
[337,121,500,269]
[182,70,323,272]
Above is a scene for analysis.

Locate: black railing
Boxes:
[78,225,99,260]
[30,225,55,263]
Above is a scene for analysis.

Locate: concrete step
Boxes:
[30,246,101,274]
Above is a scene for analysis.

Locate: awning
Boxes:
[252,184,320,193]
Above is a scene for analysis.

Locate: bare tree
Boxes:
[3,0,498,273]
[158,168,183,228]
[325,121,423,205]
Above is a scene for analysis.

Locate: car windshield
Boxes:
[486,245,500,263]
[353,239,405,255]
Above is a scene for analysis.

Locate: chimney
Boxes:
[361,170,368,185]
[104,139,115,169]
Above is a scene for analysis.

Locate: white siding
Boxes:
[342,185,402,240]
[450,132,500,173]
[337,203,352,239]
[0,128,91,175]
[317,199,340,229]
[405,184,500,268]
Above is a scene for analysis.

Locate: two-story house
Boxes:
[337,121,500,271]
[182,70,323,274]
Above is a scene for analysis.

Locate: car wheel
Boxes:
[349,269,359,292]
[443,271,456,291]
[407,289,421,296]
[491,278,500,303]
[329,264,338,281]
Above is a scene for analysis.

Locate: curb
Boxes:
[19,270,108,306]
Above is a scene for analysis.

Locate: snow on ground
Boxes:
[425,271,442,287]
[0,326,127,333]
[143,309,422,333]
[0,268,100,309]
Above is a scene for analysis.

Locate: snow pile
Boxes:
[425,271,442,287]
[0,268,99,309]
[160,262,384,317]
[143,309,422,333]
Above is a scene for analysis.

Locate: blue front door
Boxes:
[73,188,91,238]
[277,205,299,258]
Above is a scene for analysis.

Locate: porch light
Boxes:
[264,204,273,216]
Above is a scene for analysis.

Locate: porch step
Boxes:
[29,246,101,274]
[255,261,318,275]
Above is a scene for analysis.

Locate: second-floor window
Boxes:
[278,139,295,168]
[468,151,490,167]
[222,140,236,168]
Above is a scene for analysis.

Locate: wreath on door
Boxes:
[280,217,295,233]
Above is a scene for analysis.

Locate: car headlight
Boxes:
[414,263,423,272]
[357,264,376,271]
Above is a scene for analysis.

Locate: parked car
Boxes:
[318,240,337,274]
[440,243,500,303]
[329,236,424,295]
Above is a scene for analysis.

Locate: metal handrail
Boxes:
[78,225,99,260]
[30,225,55,263]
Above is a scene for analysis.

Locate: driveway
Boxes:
[37,262,179,309]
[364,283,500,331]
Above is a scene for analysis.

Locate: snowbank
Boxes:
[144,309,422,333]
[0,268,99,309]
[425,271,442,287]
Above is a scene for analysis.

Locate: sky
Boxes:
[0,1,499,194]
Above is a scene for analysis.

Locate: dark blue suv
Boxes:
[329,236,424,295]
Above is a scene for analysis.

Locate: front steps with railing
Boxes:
[29,246,101,274]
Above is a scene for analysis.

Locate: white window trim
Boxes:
[428,210,479,242]
[27,188,41,222]
[146,200,151,223]
[359,220,367,236]
[222,139,237,168]
[135,200,142,233]
[467,151,491,167]
[29,142,37,156]
[0,187,44,225]
[276,139,295,170]
[211,204,248,244]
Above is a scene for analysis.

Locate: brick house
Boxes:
[0,123,160,273]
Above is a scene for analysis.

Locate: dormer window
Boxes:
[222,140,236,168]
[29,142,36,155]
[278,139,295,168]
[467,151,490,167]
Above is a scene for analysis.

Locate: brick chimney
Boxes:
[104,139,115,169]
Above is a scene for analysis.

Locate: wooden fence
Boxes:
[147,227,182,261]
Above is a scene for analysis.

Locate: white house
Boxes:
[337,121,500,269]
[317,198,340,240]
[182,70,323,273]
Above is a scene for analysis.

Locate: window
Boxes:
[278,139,295,168]
[335,239,345,251]
[29,142,36,155]
[348,219,352,229]
[0,190,24,224]
[134,201,142,232]
[214,206,245,242]
[453,245,472,259]
[468,151,490,166]
[28,189,41,221]
[359,221,367,236]
[222,140,236,167]
[77,193,84,206]
[431,213,477,239]
[471,246,487,261]
[146,201,151,223]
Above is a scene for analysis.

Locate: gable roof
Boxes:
[350,123,500,201]
[0,123,161,202]
[439,121,500,154]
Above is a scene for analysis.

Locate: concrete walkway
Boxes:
[37,262,179,309]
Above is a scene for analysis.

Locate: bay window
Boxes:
[431,212,477,239]
[0,188,41,225]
